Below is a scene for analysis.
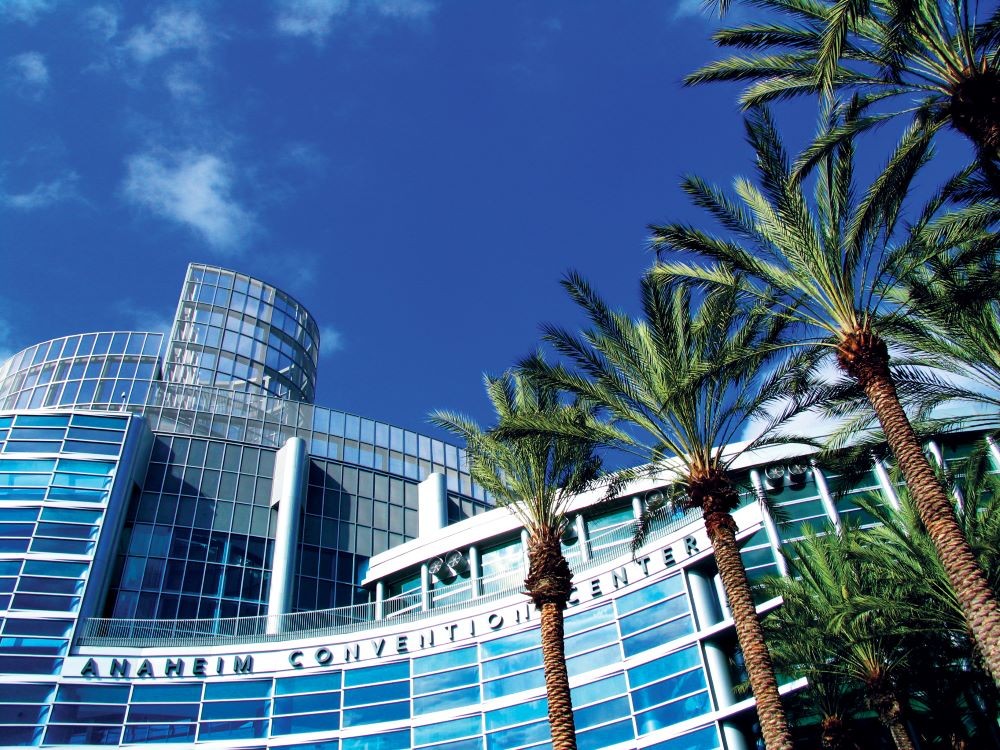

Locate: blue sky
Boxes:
[0,1,977,443]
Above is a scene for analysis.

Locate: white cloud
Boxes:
[113,300,173,336]
[320,325,344,355]
[278,142,328,174]
[126,7,209,63]
[6,51,48,97]
[84,4,119,41]
[123,151,254,251]
[1,171,79,210]
[275,0,435,43]
[0,0,56,24]
[164,62,203,102]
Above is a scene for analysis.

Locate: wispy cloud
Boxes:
[164,62,204,102]
[83,4,120,41]
[125,7,210,64]
[1,171,80,210]
[275,0,435,44]
[320,325,344,355]
[6,51,49,98]
[123,150,254,252]
[0,0,56,24]
[278,142,328,175]
[113,300,173,336]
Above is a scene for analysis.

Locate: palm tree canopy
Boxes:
[430,370,603,535]
[517,271,798,496]
[689,0,1000,168]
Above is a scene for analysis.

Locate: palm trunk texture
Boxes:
[874,695,916,750]
[539,602,576,750]
[843,334,1000,685]
[524,528,577,750]
[707,510,795,750]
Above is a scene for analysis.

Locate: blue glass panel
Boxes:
[622,615,693,657]
[57,683,130,703]
[0,725,43,744]
[198,719,267,740]
[425,739,483,750]
[0,473,49,487]
[413,645,477,675]
[0,522,34,537]
[200,699,269,720]
[0,458,55,472]
[483,667,544,700]
[486,719,549,750]
[5,440,62,453]
[0,636,66,654]
[343,680,409,707]
[15,415,69,427]
[56,459,115,474]
[0,488,45,501]
[565,623,617,656]
[619,596,688,636]
[646,724,721,750]
[18,576,85,595]
[635,691,712,735]
[480,627,541,659]
[574,695,630,730]
[616,574,685,615]
[0,703,48,723]
[0,537,25,553]
[40,507,103,523]
[50,704,127,724]
[343,659,409,686]
[414,714,482,746]
[63,440,120,455]
[580,719,634,750]
[72,415,128,429]
[46,487,106,502]
[0,577,13,594]
[0,655,61,674]
[572,673,627,707]
[276,671,341,695]
[564,602,614,635]
[0,682,54,702]
[341,700,409,726]
[631,669,707,711]
[274,691,340,715]
[485,697,547,731]
[271,710,341,734]
[22,560,90,579]
[127,703,200,722]
[412,684,480,714]
[342,729,410,750]
[628,645,701,687]
[482,647,541,680]
[131,683,203,702]
[0,560,20,575]
[67,427,124,443]
[203,679,272,700]
[9,428,65,440]
[123,724,197,743]
[413,665,479,695]
[567,644,620,676]
[44,725,121,745]
[52,472,112,489]
[29,536,94,554]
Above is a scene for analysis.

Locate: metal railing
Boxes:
[76,506,701,648]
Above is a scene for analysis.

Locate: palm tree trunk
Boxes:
[856,365,1000,685]
[539,601,577,750]
[707,509,795,750]
[819,714,856,750]
[872,694,916,750]
[525,527,577,750]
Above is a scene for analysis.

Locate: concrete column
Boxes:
[420,563,431,612]
[750,469,788,576]
[688,568,722,629]
[704,640,736,710]
[267,437,308,634]
[714,574,732,620]
[375,581,385,621]
[418,472,448,536]
[520,529,531,572]
[468,544,482,598]
[575,513,590,562]
[722,722,751,750]
[631,495,643,519]
[987,435,1000,468]
[872,455,902,511]
[811,461,842,533]
[926,439,964,510]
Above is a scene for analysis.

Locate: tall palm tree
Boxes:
[687,0,1000,187]
[518,275,797,750]
[650,106,1000,683]
[431,372,604,750]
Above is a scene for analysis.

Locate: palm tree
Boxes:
[687,0,1000,187]
[650,106,1000,683]
[765,528,922,750]
[430,372,604,750]
[518,275,797,750]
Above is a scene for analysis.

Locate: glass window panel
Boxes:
[628,645,701,688]
[483,667,544,700]
[123,723,196,743]
[615,574,684,615]
[271,710,341,735]
[341,699,409,727]
[274,691,341,715]
[56,683,129,703]
[486,719,548,750]
[578,719,634,750]
[343,660,409,687]
[275,670,341,696]
[199,699,269,721]
[480,626,540,660]
[0,683,54,703]
[342,729,409,750]
[412,685,481,714]
[203,680,272,700]
[131,683,203,703]
[619,595,688,637]
[343,680,409,707]
[631,669,707,712]
[622,615,694,657]
[44,725,121,745]
[414,714,482,746]
[197,719,267,740]
[127,703,200,722]
[635,691,712,736]
[50,703,127,724]
[413,665,479,695]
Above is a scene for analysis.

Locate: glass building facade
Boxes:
[0,262,993,749]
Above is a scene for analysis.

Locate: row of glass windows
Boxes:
[0,332,163,388]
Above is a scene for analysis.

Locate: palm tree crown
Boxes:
[650,106,1000,685]
[520,272,797,749]
[431,371,603,750]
